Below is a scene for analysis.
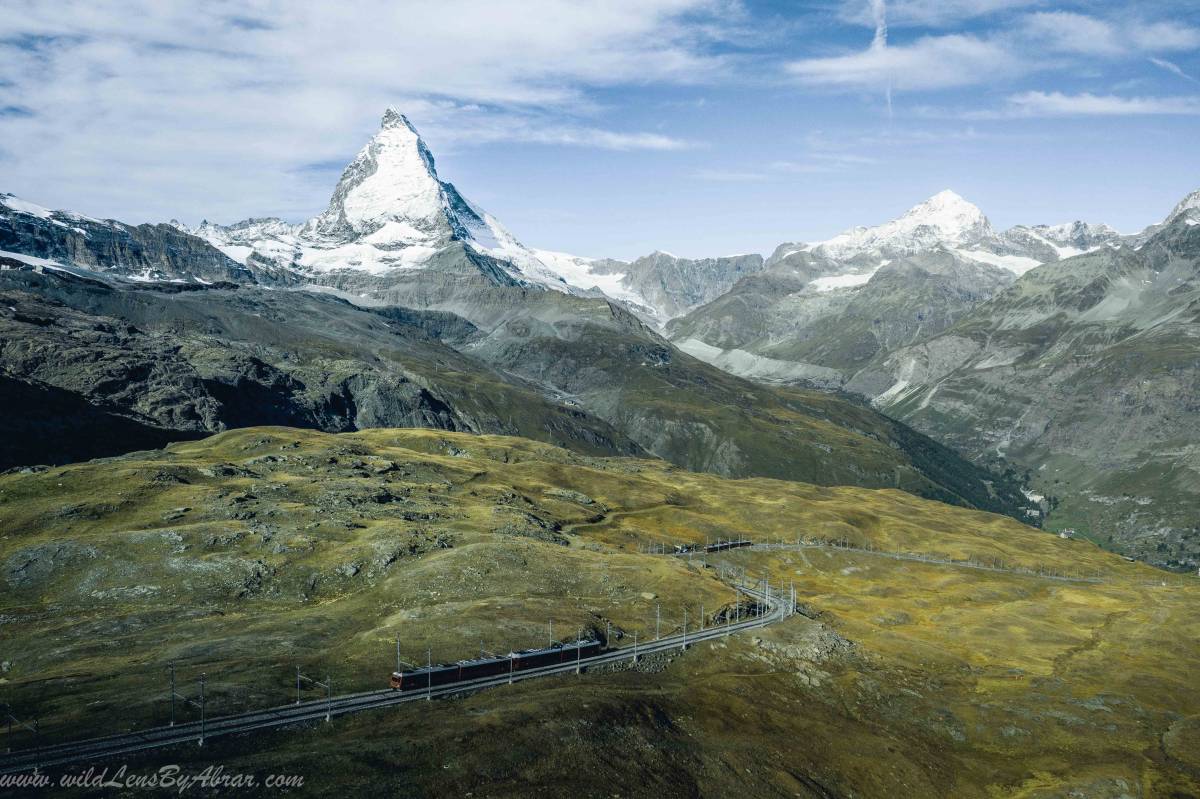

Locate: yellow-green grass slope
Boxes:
[0,427,1197,797]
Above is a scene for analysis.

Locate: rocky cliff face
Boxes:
[1,194,254,284]
[666,190,1132,393]
[599,251,766,321]
[853,210,1200,570]
[0,263,643,469]
[667,249,1016,388]
[0,249,1029,521]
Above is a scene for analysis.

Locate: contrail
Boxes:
[870,0,887,49]
[1150,57,1199,84]
[869,0,893,119]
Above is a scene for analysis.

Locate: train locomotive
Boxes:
[390,638,602,690]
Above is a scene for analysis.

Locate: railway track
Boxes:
[0,583,789,774]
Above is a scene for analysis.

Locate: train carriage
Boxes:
[390,639,602,690]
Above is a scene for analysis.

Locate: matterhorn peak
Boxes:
[303,108,446,244]
[380,107,419,133]
[176,108,606,299]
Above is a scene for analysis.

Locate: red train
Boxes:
[390,639,602,690]
[705,539,752,553]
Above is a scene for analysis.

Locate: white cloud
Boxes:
[432,111,695,151]
[786,33,1014,91]
[839,0,1040,28]
[1129,21,1200,53]
[990,91,1200,117]
[1019,12,1200,57]
[1019,12,1123,56]
[0,0,729,223]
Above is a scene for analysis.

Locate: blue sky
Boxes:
[2,0,1198,259]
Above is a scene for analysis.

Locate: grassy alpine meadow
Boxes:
[1,426,1198,797]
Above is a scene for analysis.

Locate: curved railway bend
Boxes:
[0,579,793,775]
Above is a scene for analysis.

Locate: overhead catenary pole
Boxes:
[426,648,432,702]
[168,663,176,726]
[198,673,206,747]
[656,603,661,640]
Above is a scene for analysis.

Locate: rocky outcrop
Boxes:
[0,266,644,469]
[588,251,766,321]
[1,194,254,283]
[668,249,1015,384]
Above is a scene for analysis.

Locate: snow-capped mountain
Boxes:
[1133,188,1200,243]
[1,116,1152,328]
[784,189,1122,278]
[812,189,996,261]
[1167,188,1200,223]
[177,109,544,277]
[174,109,679,317]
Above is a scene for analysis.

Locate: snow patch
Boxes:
[676,339,843,386]
[953,249,1043,275]
[807,260,889,292]
[0,195,55,219]
[0,249,68,268]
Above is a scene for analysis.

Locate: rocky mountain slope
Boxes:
[666,189,1200,568]
[572,250,766,322]
[852,206,1200,570]
[668,248,1017,388]
[0,260,641,470]
[1,193,255,284]
[0,256,1026,519]
[666,190,1124,390]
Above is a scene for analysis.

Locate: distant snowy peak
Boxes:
[800,190,1130,277]
[996,220,1120,264]
[814,190,995,261]
[1165,189,1200,225]
[1036,220,1121,246]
